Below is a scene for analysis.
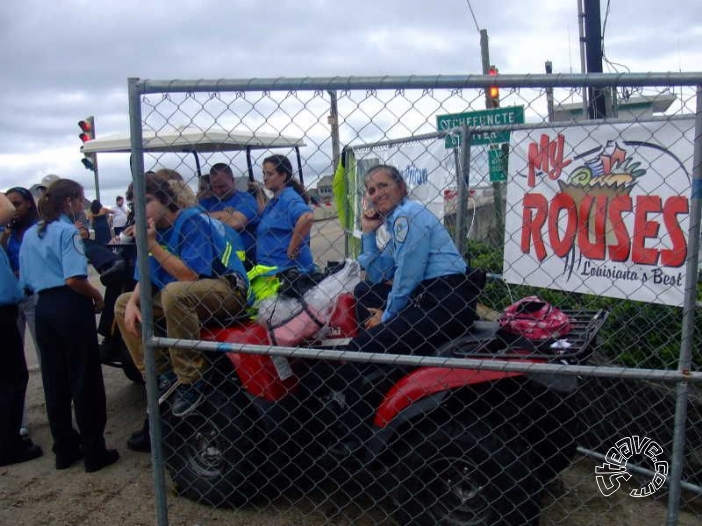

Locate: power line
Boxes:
[601,0,611,43]
[600,0,630,75]
[465,0,481,32]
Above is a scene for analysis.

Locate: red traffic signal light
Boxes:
[78,116,96,171]
[487,66,500,108]
[78,117,94,143]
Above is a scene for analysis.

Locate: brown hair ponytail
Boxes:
[37,179,83,238]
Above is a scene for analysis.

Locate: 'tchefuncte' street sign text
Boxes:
[437,106,525,148]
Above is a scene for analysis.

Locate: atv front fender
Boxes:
[373,367,524,428]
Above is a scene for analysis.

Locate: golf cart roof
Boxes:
[81,128,305,154]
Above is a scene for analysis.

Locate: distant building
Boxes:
[316,175,333,203]
[553,93,676,122]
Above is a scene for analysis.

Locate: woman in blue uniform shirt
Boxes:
[0,191,43,467]
[2,187,40,437]
[350,164,480,355]
[256,154,315,273]
[19,179,119,472]
[331,165,482,456]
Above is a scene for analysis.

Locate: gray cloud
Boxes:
[1,0,700,203]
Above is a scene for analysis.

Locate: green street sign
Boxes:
[436,106,525,148]
[488,145,508,182]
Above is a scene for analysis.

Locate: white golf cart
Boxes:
[80,127,306,382]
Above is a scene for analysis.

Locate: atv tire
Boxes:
[161,387,268,507]
[393,421,541,526]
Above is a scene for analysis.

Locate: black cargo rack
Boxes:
[440,308,610,364]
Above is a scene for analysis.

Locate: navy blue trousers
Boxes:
[335,273,482,447]
[35,287,108,458]
[0,304,28,460]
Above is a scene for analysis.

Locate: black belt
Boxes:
[38,285,70,297]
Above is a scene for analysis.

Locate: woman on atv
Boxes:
[350,164,481,356]
[331,164,482,456]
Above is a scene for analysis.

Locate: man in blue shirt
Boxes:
[0,192,43,467]
[199,163,259,267]
[115,172,250,451]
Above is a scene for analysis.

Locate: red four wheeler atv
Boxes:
[160,293,608,526]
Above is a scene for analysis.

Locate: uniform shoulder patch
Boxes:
[72,233,86,256]
[393,216,409,243]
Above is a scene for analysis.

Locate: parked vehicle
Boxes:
[160,293,608,526]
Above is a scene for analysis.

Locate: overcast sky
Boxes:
[1,0,700,206]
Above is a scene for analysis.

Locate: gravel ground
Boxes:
[2,272,700,525]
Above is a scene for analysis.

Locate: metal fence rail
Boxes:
[118,72,702,526]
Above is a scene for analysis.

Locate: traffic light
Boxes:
[487,66,500,108]
[78,117,94,143]
[78,117,96,171]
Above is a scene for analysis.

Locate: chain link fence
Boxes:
[116,73,702,525]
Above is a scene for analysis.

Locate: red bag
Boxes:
[498,296,572,341]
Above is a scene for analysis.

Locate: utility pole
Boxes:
[583,0,607,119]
[545,61,555,122]
[327,90,340,170]
[479,30,491,100]
[479,29,505,244]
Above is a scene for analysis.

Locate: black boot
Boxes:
[127,417,151,453]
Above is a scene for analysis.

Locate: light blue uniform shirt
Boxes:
[361,199,466,322]
[0,245,22,305]
[19,215,88,293]
[358,238,395,284]
[256,186,314,272]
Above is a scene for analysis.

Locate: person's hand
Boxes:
[209,210,229,221]
[92,291,104,314]
[287,245,300,260]
[364,307,384,330]
[124,301,142,338]
[75,221,89,239]
[360,207,383,234]
[145,218,157,248]
[123,225,136,238]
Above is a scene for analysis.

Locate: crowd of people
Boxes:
[0,157,480,469]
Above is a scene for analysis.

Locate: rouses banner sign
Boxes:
[504,120,695,307]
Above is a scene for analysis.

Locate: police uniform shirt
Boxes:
[359,235,395,284]
[19,215,88,293]
[6,220,37,275]
[6,230,22,274]
[372,198,466,322]
[255,186,314,272]
[199,191,259,255]
[135,209,242,290]
[0,245,22,306]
